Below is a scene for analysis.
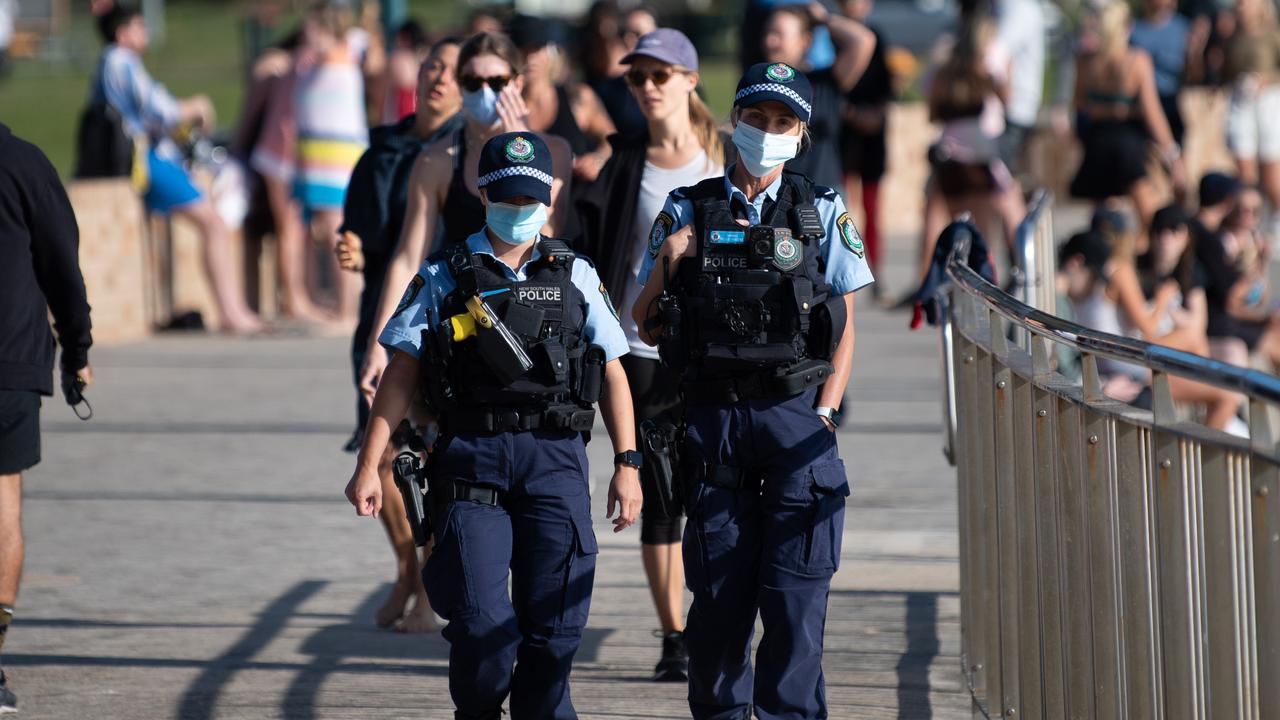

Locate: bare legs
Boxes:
[308,209,361,324]
[0,474,21,610]
[641,542,685,634]
[373,443,437,633]
[262,177,330,322]
[172,200,264,334]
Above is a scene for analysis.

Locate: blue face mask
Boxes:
[486,201,547,245]
[461,86,499,126]
[731,120,801,177]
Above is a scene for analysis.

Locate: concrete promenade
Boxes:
[7,247,968,718]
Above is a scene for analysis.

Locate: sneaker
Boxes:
[0,670,17,713]
[652,630,688,682]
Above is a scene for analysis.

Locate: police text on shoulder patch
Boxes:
[393,274,425,318]
[837,213,865,258]
[648,211,674,257]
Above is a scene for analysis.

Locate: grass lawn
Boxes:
[0,1,740,179]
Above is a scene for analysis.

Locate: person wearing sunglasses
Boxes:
[355,31,573,412]
[629,62,874,719]
[511,16,617,184]
[576,27,727,684]
[347,131,641,719]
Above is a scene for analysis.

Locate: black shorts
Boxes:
[0,390,41,474]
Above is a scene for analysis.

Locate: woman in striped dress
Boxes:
[294,1,368,323]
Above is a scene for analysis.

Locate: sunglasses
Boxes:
[625,68,683,87]
[459,74,512,93]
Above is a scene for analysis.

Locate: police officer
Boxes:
[346,131,643,720]
[631,63,874,720]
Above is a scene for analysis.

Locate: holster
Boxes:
[392,452,431,547]
[640,416,684,516]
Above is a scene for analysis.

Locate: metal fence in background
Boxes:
[939,211,1280,719]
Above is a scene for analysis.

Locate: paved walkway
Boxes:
[7,241,968,718]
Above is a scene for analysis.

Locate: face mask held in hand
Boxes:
[487,202,547,245]
[731,121,802,177]
[462,85,500,126]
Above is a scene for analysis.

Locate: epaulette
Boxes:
[670,187,688,201]
[813,185,839,200]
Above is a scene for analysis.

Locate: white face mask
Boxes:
[461,85,500,126]
[731,120,801,177]
[486,201,547,245]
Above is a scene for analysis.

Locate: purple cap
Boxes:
[620,28,698,71]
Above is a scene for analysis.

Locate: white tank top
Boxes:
[620,149,722,359]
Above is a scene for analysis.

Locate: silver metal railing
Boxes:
[939,218,1280,719]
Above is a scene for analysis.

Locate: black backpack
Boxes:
[74,101,134,179]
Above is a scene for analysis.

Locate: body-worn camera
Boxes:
[704,225,804,273]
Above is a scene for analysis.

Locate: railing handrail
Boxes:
[946,226,1280,406]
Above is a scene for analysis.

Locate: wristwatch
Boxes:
[815,406,842,429]
[614,450,644,469]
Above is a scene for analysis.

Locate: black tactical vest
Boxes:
[663,172,835,384]
[420,237,604,431]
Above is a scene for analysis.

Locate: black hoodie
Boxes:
[0,123,92,395]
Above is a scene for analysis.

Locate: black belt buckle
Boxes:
[703,463,746,490]
[491,408,520,432]
[452,481,500,506]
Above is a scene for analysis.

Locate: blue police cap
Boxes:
[478,132,554,206]
[734,62,812,124]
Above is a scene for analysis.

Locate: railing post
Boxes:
[1248,399,1280,720]
[1080,353,1124,719]
[1150,370,1208,720]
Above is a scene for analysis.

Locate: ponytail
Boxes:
[688,91,724,168]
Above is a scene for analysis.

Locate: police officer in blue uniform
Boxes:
[346,132,643,720]
[631,63,874,720]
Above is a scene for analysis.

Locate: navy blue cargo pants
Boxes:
[423,429,598,720]
[682,388,849,720]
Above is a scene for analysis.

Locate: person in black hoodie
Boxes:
[0,123,93,713]
[575,28,729,683]
[334,37,463,634]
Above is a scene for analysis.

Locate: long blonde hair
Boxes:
[688,90,724,166]
[1097,1,1132,58]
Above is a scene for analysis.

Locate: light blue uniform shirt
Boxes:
[637,169,876,295]
[379,230,630,362]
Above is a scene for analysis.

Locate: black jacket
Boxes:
[0,124,92,395]
[341,112,462,352]
[575,131,735,296]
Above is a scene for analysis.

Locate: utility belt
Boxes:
[681,358,833,405]
[448,404,596,433]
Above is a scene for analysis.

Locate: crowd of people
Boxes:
[0,0,1268,716]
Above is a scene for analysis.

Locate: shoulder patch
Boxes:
[599,281,620,320]
[393,274,426,318]
[648,211,675,258]
[837,213,865,258]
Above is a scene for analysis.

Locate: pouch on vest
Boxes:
[578,344,605,404]
[808,295,848,360]
[467,296,534,385]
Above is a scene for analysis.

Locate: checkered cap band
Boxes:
[734,83,812,116]
[477,165,555,188]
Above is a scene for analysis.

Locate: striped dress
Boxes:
[293,47,368,211]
